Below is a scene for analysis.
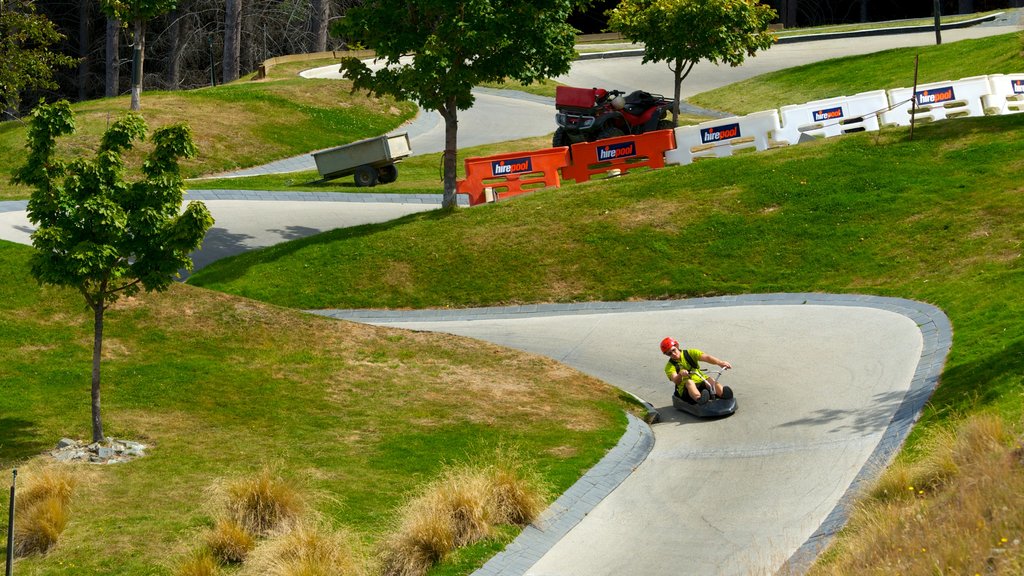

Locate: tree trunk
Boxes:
[166,9,182,89]
[672,59,683,127]
[130,19,145,111]
[440,98,459,210]
[105,17,120,98]
[310,0,329,53]
[78,0,91,102]
[223,0,241,83]
[91,300,105,443]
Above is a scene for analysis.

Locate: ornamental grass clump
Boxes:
[205,517,256,564]
[221,469,304,537]
[378,452,549,576]
[241,521,366,576]
[174,548,222,576]
[484,453,549,527]
[378,467,493,576]
[12,465,76,556]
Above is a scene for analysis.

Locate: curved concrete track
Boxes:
[317,296,951,576]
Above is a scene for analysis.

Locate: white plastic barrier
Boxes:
[882,76,991,126]
[982,74,1024,115]
[665,110,780,166]
[775,90,888,145]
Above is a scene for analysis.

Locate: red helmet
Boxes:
[660,337,679,355]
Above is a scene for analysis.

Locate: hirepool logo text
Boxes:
[700,123,741,143]
[491,157,532,176]
[813,106,844,122]
[597,141,637,161]
[915,86,955,105]
[1013,79,1024,94]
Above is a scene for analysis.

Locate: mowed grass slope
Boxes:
[0,243,633,573]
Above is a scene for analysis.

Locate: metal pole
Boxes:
[6,469,16,576]
[933,0,942,45]
[910,55,920,141]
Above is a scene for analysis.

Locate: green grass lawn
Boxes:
[3,25,1023,576]
[0,242,636,574]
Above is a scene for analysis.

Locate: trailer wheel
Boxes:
[377,164,398,184]
[354,165,379,187]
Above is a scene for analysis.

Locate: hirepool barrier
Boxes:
[775,90,889,146]
[882,75,992,126]
[458,73,1021,204]
[456,147,570,206]
[561,130,676,183]
[982,73,1024,116]
[664,110,780,166]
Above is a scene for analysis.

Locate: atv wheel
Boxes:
[597,126,625,140]
[657,119,675,131]
[553,127,572,148]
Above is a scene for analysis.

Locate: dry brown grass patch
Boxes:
[813,414,1024,575]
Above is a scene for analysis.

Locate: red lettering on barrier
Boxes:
[456,147,570,206]
[561,130,676,183]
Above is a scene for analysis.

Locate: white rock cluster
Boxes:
[50,438,147,464]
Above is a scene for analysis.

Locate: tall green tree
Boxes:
[336,0,586,209]
[0,0,77,114]
[99,0,178,110]
[12,100,214,443]
[607,0,776,125]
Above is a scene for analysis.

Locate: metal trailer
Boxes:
[311,133,412,187]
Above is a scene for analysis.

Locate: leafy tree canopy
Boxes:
[0,0,77,114]
[335,0,588,208]
[12,100,213,442]
[607,0,776,121]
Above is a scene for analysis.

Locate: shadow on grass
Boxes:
[187,208,452,287]
[0,417,49,464]
[927,338,1024,417]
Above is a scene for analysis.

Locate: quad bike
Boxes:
[671,366,737,418]
[552,85,679,147]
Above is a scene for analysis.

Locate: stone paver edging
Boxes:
[312,293,952,576]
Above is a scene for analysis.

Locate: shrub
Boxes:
[12,465,76,556]
[242,521,366,576]
[221,469,304,537]
[206,517,256,564]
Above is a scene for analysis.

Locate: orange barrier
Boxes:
[561,130,676,183]
[456,147,571,206]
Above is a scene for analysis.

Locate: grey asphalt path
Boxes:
[0,192,449,277]
[558,14,1021,99]
[316,295,951,576]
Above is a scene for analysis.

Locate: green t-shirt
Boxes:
[665,348,707,383]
